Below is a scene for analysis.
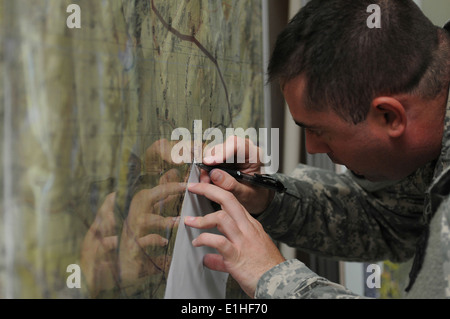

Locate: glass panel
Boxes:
[0,0,263,298]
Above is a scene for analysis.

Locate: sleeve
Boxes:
[256,162,435,262]
[254,259,365,299]
[441,197,450,298]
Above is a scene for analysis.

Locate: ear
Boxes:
[367,96,407,138]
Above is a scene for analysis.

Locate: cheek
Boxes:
[330,135,377,164]
[348,141,387,169]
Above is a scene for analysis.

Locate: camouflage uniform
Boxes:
[254,87,450,299]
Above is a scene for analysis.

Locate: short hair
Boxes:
[268,0,448,124]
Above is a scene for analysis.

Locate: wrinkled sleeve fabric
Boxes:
[441,196,450,297]
[254,163,434,299]
[255,259,364,299]
[257,163,434,262]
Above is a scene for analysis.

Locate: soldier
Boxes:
[184,0,450,298]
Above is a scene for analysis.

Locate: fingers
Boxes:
[198,167,248,203]
[88,192,117,237]
[187,183,250,226]
[202,254,227,273]
[183,181,284,298]
[208,169,246,196]
[145,139,180,174]
[126,180,184,242]
[152,193,184,217]
[100,236,119,252]
[146,182,186,205]
[203,135,258,165]
[191,232,237,262]
[125,213,179,240]
[144,214,180,231]
[159,168,181,184]
[130,183,185,216]
[185,210,242,242]
[137,233,170,247]
[199,169,211,184]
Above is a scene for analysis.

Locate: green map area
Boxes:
[0,0,263,298]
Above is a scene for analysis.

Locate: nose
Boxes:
[305,131,331,154]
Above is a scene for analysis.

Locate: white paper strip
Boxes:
[164,164,229,299]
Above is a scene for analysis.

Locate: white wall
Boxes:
[421,0,450,27]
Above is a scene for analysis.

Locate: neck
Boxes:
[406,88,448,166]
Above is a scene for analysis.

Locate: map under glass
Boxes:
[0,0,263,298]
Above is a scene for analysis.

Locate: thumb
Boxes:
[203,254,227,273]
[210,168,273,215]
[209,169,241,192]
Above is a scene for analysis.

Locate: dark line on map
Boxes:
[150,0,233,127]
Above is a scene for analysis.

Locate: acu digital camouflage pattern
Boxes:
[437,89,450,298]
[254,87,450,299]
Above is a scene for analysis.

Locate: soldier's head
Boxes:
[269,0,450,181]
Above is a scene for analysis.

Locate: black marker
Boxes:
[196,163,286,193]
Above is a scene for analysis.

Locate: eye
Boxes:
[306,128,323,137]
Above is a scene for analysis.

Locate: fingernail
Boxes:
[188,183,199,190]
[185,216,196,223]
[161,238,169,246]
[210,169,223,182]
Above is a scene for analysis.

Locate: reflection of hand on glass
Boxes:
[118,175,185,295]
[80,192,119,298]
[119,139,188,296]
[81,139,188,298]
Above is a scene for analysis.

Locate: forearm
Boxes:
[257,163,433,262]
